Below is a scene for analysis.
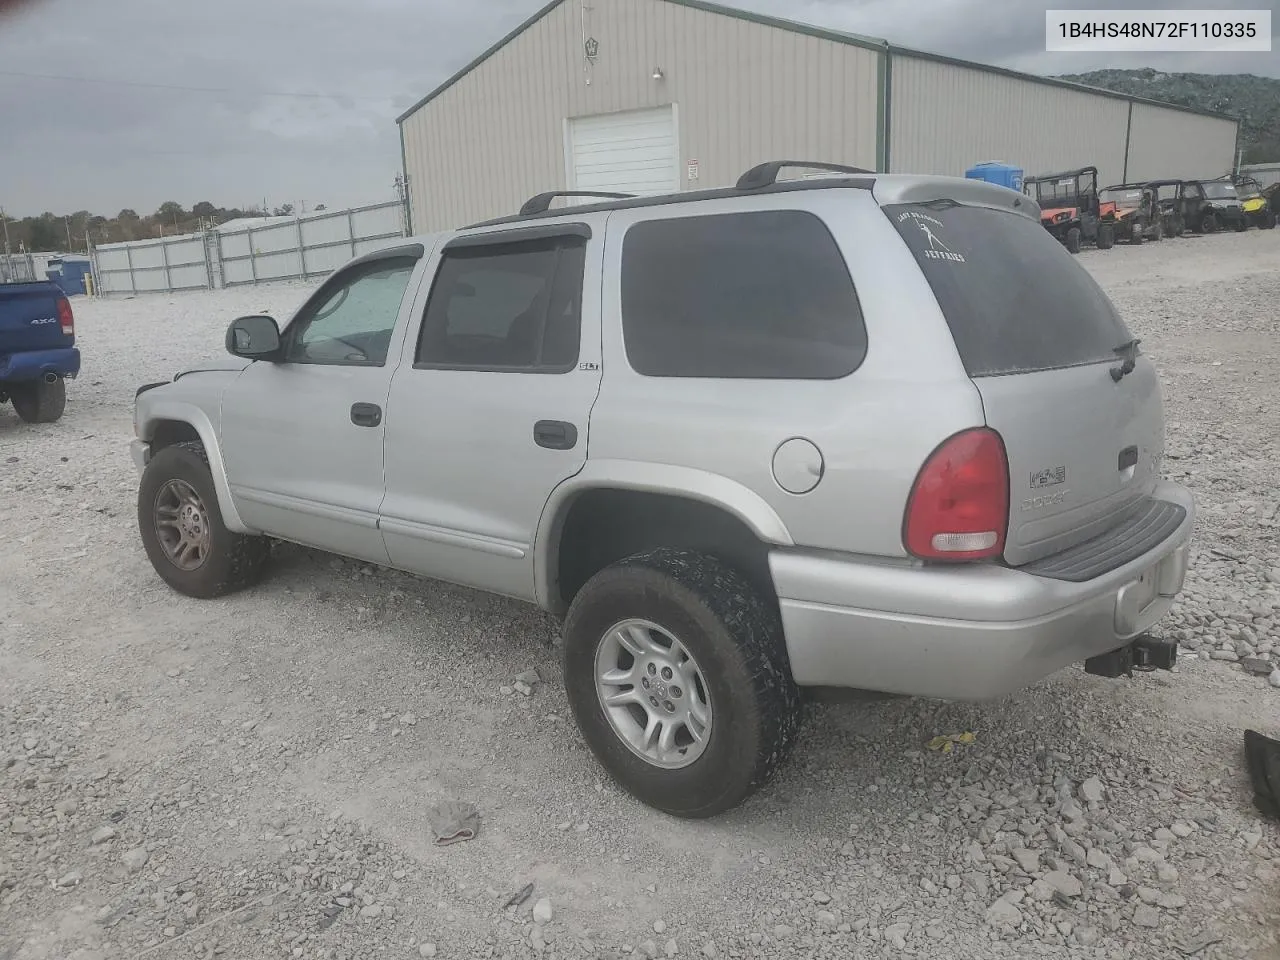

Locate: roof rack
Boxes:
[736,160,874,191]
[519,191,635,216]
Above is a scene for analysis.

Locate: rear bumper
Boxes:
[0,347,80,382]
[772,481,1195,700]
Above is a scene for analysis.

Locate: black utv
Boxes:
[1184,179,1248,233]
[1023,166,1116,253]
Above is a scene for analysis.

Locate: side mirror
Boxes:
[226,315,281,360]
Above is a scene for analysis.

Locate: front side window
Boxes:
[619,210,866,379]
[416,236,585,371]
[285,256,418,365]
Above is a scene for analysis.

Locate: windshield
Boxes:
[1100,188,1144,208]
[1028,176,1091,206]
[1202,181,1238,200]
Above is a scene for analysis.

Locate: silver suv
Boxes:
[131,162,1194,818]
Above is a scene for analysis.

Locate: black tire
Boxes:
[1065,226,1082,254]
[1131,222,1144,245]
[10,376,66,423]
[562,547,803,818]
[1234,217,1248,233]
[1262,212,1277,230]
[137,441,269,599]
[1201,212,1218,233]
[1096,223,1115,250]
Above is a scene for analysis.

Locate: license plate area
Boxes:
[1114,545,1187,636]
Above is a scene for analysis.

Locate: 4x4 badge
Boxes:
[1030,466,1067,488]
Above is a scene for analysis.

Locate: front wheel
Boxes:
[1153,221,1164,241]
[1234,217,1248,233]
[137,441,269,598]
[10,376,66,423]
[562,548,803,818]
[1201,212,1219,233]
[1261,212,1277,230]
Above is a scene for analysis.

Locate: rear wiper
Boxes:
[1110,338,1142,381]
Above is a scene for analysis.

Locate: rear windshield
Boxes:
[884,201,1133,377]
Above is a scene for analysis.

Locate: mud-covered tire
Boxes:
[1065,227,1082,254]
[1095,223,1115,250]
[562,547,803,818]
[1153,221,1164,241]
[10,376,66,423]
[137,441,269,599]
[1131,223,1144,244]
[1261,212,1278,230]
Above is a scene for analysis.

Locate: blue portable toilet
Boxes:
[965,162,1024,193]
[45,257,94,296]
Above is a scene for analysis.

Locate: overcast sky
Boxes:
[0,0,1275,217]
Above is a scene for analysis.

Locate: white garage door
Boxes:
[568,106,679,197]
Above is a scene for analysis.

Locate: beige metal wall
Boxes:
[889,55,1130,186]
[1124,104,1237,183]
[400,0,881,233]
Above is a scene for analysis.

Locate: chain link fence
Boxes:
[0,253,37,284]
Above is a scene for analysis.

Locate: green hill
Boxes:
[1056,68,1280,163]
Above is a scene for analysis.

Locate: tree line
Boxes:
[1,200,325,254]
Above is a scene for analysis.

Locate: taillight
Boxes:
[57,298,74,337]
[904,428,1009,562]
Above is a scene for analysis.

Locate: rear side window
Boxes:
[885,202,1132,377]
[620,210,866,379]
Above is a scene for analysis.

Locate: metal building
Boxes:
[398,0,1239,233]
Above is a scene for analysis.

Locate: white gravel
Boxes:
[3,231,1280,960]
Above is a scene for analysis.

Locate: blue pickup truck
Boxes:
[0,279,80,423]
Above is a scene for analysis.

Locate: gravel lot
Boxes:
[3,230,1280,960]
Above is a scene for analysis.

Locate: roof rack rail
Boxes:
[519,191,635,216]
[736,161,874,191]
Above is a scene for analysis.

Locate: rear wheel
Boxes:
[1131,222,1144,244]
[1153,220,1164,241]
[1065,226,1082,254]
[1095,223,1115,250]
[137,441,269,598]
[10,376,66,423]
[562,548,803,818]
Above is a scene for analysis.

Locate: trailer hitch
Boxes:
[1084,635,1178,679]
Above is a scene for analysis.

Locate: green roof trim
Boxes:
[396,0,567,124]
[396,0,1239,131]
[661,0,885,53]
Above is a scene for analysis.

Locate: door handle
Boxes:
[351,402,382,428]
[534,420,578,450]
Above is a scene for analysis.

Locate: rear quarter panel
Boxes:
[590,189,985,560]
